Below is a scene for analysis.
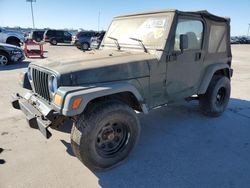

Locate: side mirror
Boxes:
[180,34,188,52]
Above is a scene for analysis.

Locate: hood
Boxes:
[3,29,24,35]
[2,29,25,40]
[31,50,156,85]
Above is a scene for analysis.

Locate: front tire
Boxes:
[81,42,89,51]
[199,75,231,117]
[71,100,140,171]
[0,52,10,66]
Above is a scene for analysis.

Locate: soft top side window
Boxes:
[208,24,227,53]
[174,18,204,51]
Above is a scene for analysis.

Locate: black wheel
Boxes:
[70,100,140,171]
[81,42,89,51]
[0,52,10,66]
[199,75,231,117]
[50,39,57,45]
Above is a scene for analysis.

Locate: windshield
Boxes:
[103,14,170,50]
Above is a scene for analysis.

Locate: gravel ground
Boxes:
[0,44,249,188]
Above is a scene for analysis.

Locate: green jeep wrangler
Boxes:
[12,10,233,171]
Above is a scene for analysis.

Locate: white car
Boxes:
[0,28,25,47]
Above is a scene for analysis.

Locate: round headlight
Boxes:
[49,75,58,94]
[27,68,32,81]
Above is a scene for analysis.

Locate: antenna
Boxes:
[247,23,250,37]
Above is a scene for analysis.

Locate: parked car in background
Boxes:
[0,27,25,47]
[44,29,72,45]
[73,31,97,50]
[0,43,25,66]
[29,30,45,42]
[24,32,30,38]
[239,36,250,44]
[90,31,106,49]
[231,36,250,44]
[230,36,240,44]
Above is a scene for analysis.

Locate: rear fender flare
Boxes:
[198,63,230,94]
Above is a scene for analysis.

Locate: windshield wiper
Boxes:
[108,36,121,50]
[129,37,148,53]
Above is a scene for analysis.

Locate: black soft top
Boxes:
[115,9,229,22]
[177,10,230,22]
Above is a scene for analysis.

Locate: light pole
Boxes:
[26,0,36,28]
[247,23,250,37]
[98,11,100,32]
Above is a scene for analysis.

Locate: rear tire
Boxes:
[199,75,231,117]
[70,100,140,171]
[36,38,41,42]
[50,39,57,45]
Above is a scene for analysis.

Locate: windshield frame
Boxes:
[101,12,174,52]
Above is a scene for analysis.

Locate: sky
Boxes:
[0,0,249,36]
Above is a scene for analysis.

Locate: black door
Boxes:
[166,17,205,100]
[63,31,72,43]
[56,31,64,43]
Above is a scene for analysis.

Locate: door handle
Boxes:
[195,52,202,61]
[166,52,181,62]
[166,54,176,62]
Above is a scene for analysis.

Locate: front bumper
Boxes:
[11,93,57,138]
[10,53,25,62]
[90,41,100,49]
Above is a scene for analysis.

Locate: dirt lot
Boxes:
[0,44,250,188]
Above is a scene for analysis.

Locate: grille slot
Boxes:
[32,68,51,102]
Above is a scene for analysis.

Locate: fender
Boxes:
[57,81,149,116]
[198,63,230,94]
[6,33,24,43]
[19,72,32,90]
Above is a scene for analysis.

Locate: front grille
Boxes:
[32,68,51,102]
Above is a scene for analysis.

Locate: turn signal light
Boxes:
[19,72,24,82]
[54,94,63,106]
[72,97,82,110]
